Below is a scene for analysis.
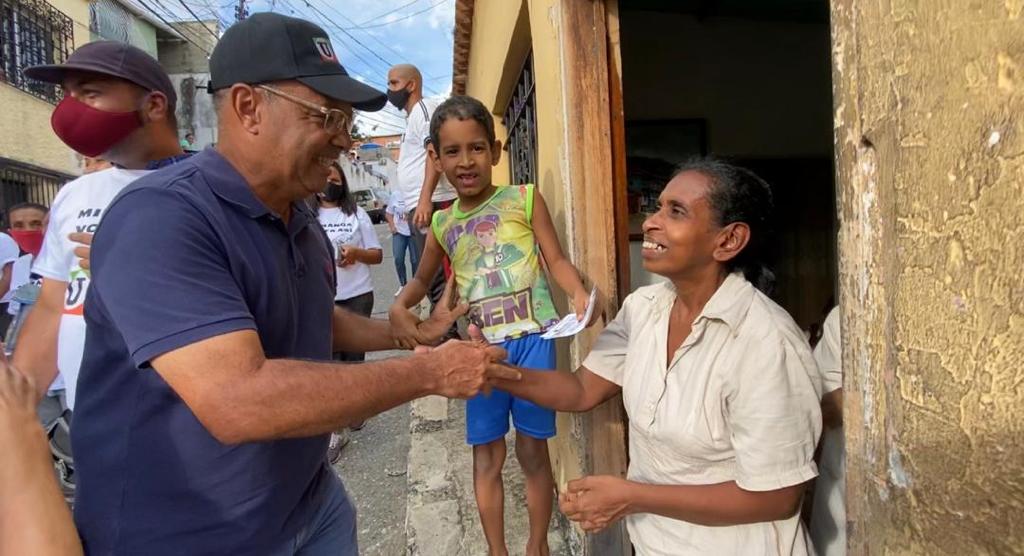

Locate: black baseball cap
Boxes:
[24,41,177,107]
[209,13,386,111]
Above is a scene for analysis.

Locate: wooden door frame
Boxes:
[559,0,631,553]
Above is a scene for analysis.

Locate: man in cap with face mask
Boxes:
[13,41,186,416]
[50,13,518,555]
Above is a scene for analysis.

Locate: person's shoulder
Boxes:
[50,167,134,203]
[739,288,814,360]
[622,282,674,315]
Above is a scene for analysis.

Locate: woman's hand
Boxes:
[559,475,634,533]
[338,245,358,268]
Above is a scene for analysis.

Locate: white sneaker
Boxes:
[394,286,403,298]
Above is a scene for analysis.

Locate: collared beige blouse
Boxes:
[584,272,823,556]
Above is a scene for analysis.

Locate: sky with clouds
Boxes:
[156,0,456,136]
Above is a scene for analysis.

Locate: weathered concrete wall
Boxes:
[170,73,216,148]
[832,1,1024,553]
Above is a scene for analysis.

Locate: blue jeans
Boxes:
[392,232,418,286]
[268,472,358,556]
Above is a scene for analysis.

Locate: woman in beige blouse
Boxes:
[491,159,823,555]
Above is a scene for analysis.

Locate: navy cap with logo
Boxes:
[209,12,386,111]
[23,40,177,107]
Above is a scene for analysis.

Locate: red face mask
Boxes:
[9,229,44,257]
[51,95,142,157]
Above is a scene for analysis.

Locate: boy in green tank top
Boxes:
[390,96,604,555]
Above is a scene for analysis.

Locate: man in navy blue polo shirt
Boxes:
[69,13,518,555]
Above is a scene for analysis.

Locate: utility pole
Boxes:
[234,0,248,22]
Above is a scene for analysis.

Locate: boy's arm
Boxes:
[531,190,603,322]
[389,231,448,348]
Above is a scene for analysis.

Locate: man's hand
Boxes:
[422,339,517,399]
[69,232,93,270]
[338,245,358,268]
[413,198,433,230]
[416,276,468,345]
[559,475,634,533]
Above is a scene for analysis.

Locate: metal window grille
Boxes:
[503,52,537,185]
[0,157,71,228]
[89,0,149,52]
[0,0,73,104]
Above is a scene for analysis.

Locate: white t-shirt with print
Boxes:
[386,191,411,236]
[0,232,19,303]
[33,167,151,408]
[396,97,456,210]
[318,206,382,301]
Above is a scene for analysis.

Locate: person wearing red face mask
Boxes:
[12,41,186,418]
[3,203,48,335]
[0,232,16,327]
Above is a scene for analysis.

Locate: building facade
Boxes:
[0,0,89,223]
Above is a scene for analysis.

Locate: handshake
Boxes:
[413,324,521,400]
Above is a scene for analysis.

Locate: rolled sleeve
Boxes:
[582,297,632,386]
[90,188,256,369]
[726,336,821,491]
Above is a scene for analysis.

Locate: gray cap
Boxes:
[24,41,177,107]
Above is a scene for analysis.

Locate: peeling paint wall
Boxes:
[831,1,1024,553]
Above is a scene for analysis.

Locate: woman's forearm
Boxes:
[624,480,806,527]
[492,366,619,412]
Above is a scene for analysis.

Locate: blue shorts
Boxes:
[466,334,557,445]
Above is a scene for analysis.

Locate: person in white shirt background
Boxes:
[387,63,458,339]
[385,190,419,297]
[809,306,845,556]
[3,203,48,350]
[0,231,19,334]
[318,161,384,462]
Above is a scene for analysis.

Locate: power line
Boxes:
[176,0,220,39]
[147,0,219,49]
[309,0,445,93]
[342,0,450,31]
[353,0,422,27]
[133,0,213,55]
[300,0,394,70]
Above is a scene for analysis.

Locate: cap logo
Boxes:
[313,37,338,63]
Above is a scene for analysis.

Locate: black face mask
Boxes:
[387,87,411,111]
[323,182,344,203]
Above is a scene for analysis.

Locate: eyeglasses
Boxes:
[257,84,353,135]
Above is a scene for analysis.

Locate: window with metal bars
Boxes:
[0,157,71,228]
[0,0,73,104]
[503,52,537,186]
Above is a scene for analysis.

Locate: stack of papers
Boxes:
[541,289,597,340]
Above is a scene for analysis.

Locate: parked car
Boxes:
[354,188,387,223]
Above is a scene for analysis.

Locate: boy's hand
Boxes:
[417,276,468,345]
[388,305,423,350]
[573,287,606,328]
[413,199,433,229]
